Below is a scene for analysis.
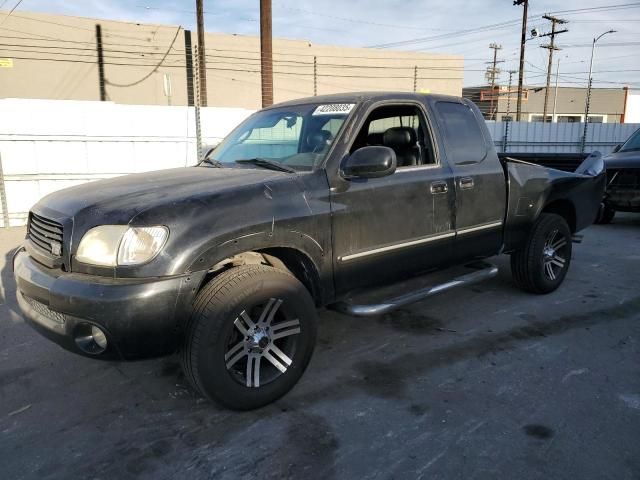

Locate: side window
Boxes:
[435,102,487,165]
[350,105,436,167]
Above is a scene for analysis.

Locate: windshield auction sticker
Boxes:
[312,103,355,116]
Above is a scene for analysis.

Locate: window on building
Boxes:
[531,115,553,123]
[557,115,582,123]
[588,115,604,123]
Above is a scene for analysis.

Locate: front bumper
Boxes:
[13,250,205,360]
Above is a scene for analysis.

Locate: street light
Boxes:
[581,29,615,151]
[552,55,570,120]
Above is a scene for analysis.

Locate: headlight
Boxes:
[118,227,169,265]
[76,226,168,267]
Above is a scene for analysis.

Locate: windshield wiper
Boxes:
[199,157,224,168]
[235,158,296,173]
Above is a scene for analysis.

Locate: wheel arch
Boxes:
[195,247,324,307]
[542,199,576,232]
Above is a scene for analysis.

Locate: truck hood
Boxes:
[33,166,289,224]
[604,150,640,169]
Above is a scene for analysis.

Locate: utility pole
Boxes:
[196,0,208,107]
[413,65,418,92]
[184,29,195,106]
[95,24,106,101]
[514,0,528,121]
[505,70,517,121]
[485,43,503,120]
[194,45,203,160]
[313,56,317,96]
[260,0,273,107]
[539,15,568,122]
[0,152,9,228]
[502,70,517,152]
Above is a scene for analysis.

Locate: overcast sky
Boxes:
[4,0,640,88]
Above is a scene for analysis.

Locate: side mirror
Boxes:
[201,145,218,162]
[612,144,622,153]
[342,146,397,179]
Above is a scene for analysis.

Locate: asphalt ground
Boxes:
[1,215,639,480]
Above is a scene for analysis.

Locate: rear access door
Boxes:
[429,99,506,260]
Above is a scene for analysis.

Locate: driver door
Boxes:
[330,102,456,294]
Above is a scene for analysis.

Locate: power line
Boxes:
[0,0,24,26]
[5,13,169,42]
[525,61,640,86]
[549,2,640,16]
[0,53,464,79]
[367,17,524,49]
[560,41,640,48]
[0,41,475,70]
[0,32,472,62]
[274,4,450,32]
[0,48,480,72]
[105,26,182,87]
[366,2,640,50]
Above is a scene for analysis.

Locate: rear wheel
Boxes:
[181,265,317,410]
[511,213,572,294]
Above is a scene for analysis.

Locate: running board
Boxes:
[331,262,499,317]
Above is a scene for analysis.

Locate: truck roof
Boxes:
[267,91,463,109]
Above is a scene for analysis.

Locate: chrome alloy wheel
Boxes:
[224,298,301,388]
[542,229,568,281]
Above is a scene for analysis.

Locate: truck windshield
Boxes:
[620,129,640,152]
[206,103,355,171]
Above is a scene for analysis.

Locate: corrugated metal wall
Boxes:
[486,121,640,154]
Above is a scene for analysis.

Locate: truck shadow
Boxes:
[290,292,640,405]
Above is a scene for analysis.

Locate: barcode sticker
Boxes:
[312,103,355,116]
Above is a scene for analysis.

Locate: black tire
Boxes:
[510,213,572,294]
[595,203,615,224]
[181,264,317,410]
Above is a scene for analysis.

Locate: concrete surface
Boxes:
[1,216,639,480]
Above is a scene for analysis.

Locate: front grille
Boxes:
[28,212,64,257]
[23,294,66,325]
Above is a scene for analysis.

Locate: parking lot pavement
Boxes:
[1,216,639,480]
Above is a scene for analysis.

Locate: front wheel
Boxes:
[181,265,317,410]
[511,213,572,294]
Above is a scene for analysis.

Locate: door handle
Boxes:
[430,181,448,194]
[459,177,474,189]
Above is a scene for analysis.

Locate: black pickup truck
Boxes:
[13,92,605,409]
[597,128,640,223]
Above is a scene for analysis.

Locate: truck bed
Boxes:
[499,152,605,252]
[498,152,590,173]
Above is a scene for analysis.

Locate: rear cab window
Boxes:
[435,102,488,165]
